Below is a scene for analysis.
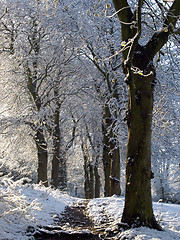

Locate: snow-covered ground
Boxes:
[88,196,180,239]
[0,176,179,240]
[0,177,76,239]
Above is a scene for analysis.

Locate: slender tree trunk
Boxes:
[110,143,121,196]
[84,157,90,199]
[94,164,100,198]
[51,107,60,188]
[35,128,48,187]
[89,164,94,199]
[82,142,90,199]
[51,87,67,190]
[102,104,121,196]
[102,120,111,197]
[82,141,94,199]
[59,155,67,191]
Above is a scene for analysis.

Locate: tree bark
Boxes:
[122,67,158,228]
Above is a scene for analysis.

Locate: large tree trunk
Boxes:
[35,128,48,187]
[122,69,158,227]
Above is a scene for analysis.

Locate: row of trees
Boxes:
[0,0,179,229]
[0,0,126,197]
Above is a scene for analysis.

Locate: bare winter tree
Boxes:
[112,0,180,229]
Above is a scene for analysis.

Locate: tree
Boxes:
[112,0,180,228]
[0,0,76,188]
[77,7,126,196]
[25,16,49,186]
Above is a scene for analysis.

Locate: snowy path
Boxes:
[33,200,100,239]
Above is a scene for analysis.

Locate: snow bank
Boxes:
[0,177,75,240]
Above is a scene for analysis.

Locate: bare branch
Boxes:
[146,0,180,58]
[0,8,8,20]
